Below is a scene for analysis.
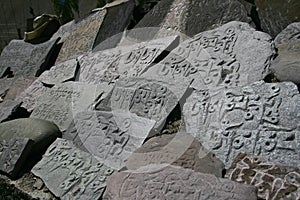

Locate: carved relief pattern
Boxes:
[32,138,114,200]
[226,153,300,200]
[183,81,300,168]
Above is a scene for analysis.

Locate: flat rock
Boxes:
[226,153,300,200]
[255,0,300,37]
[79,35,179,85]
[143,21,276,91]
[0,39,59,77]
[103,165,257,200]
[0,100,22,122]
[0,138,34,178]
[73,110,155,170]
[126,131,224,177]
[132,0,251,38]
[271,22,300,84]
[183,81,300,168]
[32,138,114,200]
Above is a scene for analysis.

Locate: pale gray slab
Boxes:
[183,81,300,168]
[0,99,22,122]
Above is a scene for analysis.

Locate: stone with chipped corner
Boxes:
[32,138,114,200]
[183,81,300,168]
[103,165,257,200]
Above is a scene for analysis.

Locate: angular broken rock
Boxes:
[226,153,300,200]
[143,21,276,91]
[79,35,179,85]
[103,165,257,200]
[126,132,225,177]
[32,138,114,200]
[0,138,34,178]
[132,0,251,39]
[3,76,36,100]
[0,39,59,77]
[0,99,22,122]
[73,110,155,170]
[183,81,300,168]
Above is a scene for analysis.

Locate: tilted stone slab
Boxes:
[143,21,276,91]
[103,165,257,200]
[0,138,34,178]
[0,77,36,100]
[73,110,155,170]
[132,0,251,38]
[39,58,79,85]
[274,22,300,46]
[79,35,179,85]
[0,39,59,77]
[226,153,300,200]
[0,99,22,122]
[183,81,300,168]
[0,78,13,98]
[126,131,224,177]
[32,138,114,200]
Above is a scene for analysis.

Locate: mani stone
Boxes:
[0,39,59,77]
[0,138,34,178]
[126,131,225,177]
[73,110,155,170]
[32,138,114,200]
[255,0,300,37]
[79,35,179,85]
[271,22,300,84]
[143,21,276,91]
[30,82,107,132]
[226,153,300,200]
[183,81,300,168]
[103,165,258,200]
[132,0,251,39]
[0,100,22,122]
[39,58,79,85]
[55,0,134,64]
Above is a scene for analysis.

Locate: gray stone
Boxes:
[126,131,224,177]
[0,100,22,122]
[255,0,300,37]
[73,110,155,170]
[32,138,114,200]
[226,153,300,200]
[0,138,34,178]
[271,23,300,84]
[0,39,59,77]
[132,0,251,39]
[143,21,276,91]
[0,78,13,98]
[0,118,62,154]
[2,76,36,100]
[79,35,179,85]
[39,58,79,85]
[183,81,300,168]
[103,165,257,200]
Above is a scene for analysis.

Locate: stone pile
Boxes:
[0,0,299,199]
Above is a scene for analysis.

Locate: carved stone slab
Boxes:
[126,132,224,177]
[32,138,114,200]
[103,165,258,200]
[79,35,179,85]
[133,0,251,38]
[183,81,300,168]
[274,22,300,46]
[0,39,58,77]
[0,138,34,177]
[226,153,300,200]
[143,21,276,91]
[0,99,22,122]
[30,82,108,132]
[4,76,36,100]
[73,110,155,170]
[39,58,78,85]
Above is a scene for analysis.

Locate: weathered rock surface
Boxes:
[2,76,36,100]
[32,138,114,200]
[271,22,300,84]
[143,21,276,91]
[0,39,59,77]
[126,132,224,177]
[226,153,300,200]
[183,81,300,168]
[103,165,258,200]
[0,100,22,122]
[132,0,252,38]
[255,0,300,37]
